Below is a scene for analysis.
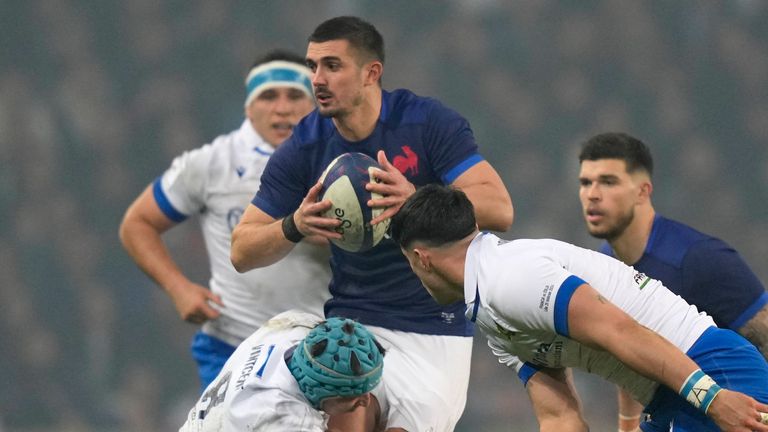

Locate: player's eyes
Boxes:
[288,90,306,100]
[258,91,278,101]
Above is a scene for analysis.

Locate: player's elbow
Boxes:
[497,200,514,231]
[479,199,514,232]
[229,233,250,273]
[117,211,136,249]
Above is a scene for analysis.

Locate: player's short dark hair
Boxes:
[578,132,654,176]
[390,184,476,249]
[250,49,307,71]
[309,16,385,65]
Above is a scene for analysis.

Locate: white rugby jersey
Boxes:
[157,120,331,345]
[180,311,326,432]
[464,233,715,404]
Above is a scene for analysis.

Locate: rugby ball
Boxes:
[318,152,390,252]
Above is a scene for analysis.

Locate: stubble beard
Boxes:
[587,208,634,242]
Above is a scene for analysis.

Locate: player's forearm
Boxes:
[460,182,513,231]
[119,219,190,293]
[602,322,701,400]
[738,304,768,359]
[230,219,295,272]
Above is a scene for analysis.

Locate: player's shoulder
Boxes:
[648,215,721,266]
[383,88,462,127]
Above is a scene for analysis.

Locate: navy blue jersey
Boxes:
[600,214,768,329]
[253,89,482,336]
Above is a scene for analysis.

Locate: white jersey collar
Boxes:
[464,232,488,304]
[239,119,275,156]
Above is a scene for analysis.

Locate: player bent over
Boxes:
[390,184,768,432]
[179,311,385,432]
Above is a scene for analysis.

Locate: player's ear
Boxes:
[413,248,431,271]
[364,61,383,86]
[638,180,653,203]
[355,393,371,408]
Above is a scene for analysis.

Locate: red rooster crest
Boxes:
[392,145,419,176]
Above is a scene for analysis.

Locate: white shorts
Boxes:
[367,326,473,432]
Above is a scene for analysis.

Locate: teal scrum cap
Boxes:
[288,317,384,409]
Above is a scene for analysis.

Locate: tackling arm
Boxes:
[526,367,589,432]
[567,282,768,431]
[119,184,222,323]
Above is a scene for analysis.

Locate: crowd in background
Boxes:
[1,0,767,430]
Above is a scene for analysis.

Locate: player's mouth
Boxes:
[585,208,604,223]
[272,122,294,133]
[314,88,333,104]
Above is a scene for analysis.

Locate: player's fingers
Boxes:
[207,292,225,308]
[303,225,343,240]
[305,181,324,202]
[304,198,333,215]
[200,302,221,320]
[368,195,405,209]
[376,150,391,169]
[371,206,401,225]
[369,168,395,186]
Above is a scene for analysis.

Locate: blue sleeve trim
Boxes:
[252,196,283,219]
[729,291,768,330]
[469,285,480,322]
[553,275,586,337]
[518,362,542,386]
[443,154,484,184]
[152,177,187,223]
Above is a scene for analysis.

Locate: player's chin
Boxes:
[586,226,610,240]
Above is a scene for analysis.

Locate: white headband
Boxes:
[244,60,313,108]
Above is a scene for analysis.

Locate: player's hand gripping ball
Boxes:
[318,152,390,252]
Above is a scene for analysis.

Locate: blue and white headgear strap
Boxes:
[244,60,313,108]
[288,317,384,409]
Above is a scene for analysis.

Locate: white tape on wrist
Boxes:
[678,369,722,413]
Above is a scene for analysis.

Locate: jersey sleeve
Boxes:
[155,144,213,222]
[486,253,586,338]
[682,238,768,329]
[251,138,308,219]
[423,101,483,184]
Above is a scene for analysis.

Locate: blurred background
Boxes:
[2,0,767,430]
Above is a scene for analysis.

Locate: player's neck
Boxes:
[333,88,382,142]
[609,206,656,265]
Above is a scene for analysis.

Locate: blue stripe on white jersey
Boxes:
[153,177,187,222]
[553,275,586,337]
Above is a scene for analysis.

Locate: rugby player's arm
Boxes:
[230,203,295,272]
[119,184,222,321]
[739,304,768,359]
[451,160,513,232]
[231,183,334,273]
[567,282,768,431]
[526,367,588,431]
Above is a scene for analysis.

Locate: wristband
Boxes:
[679,369,722,414]
[281,211,305,243]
